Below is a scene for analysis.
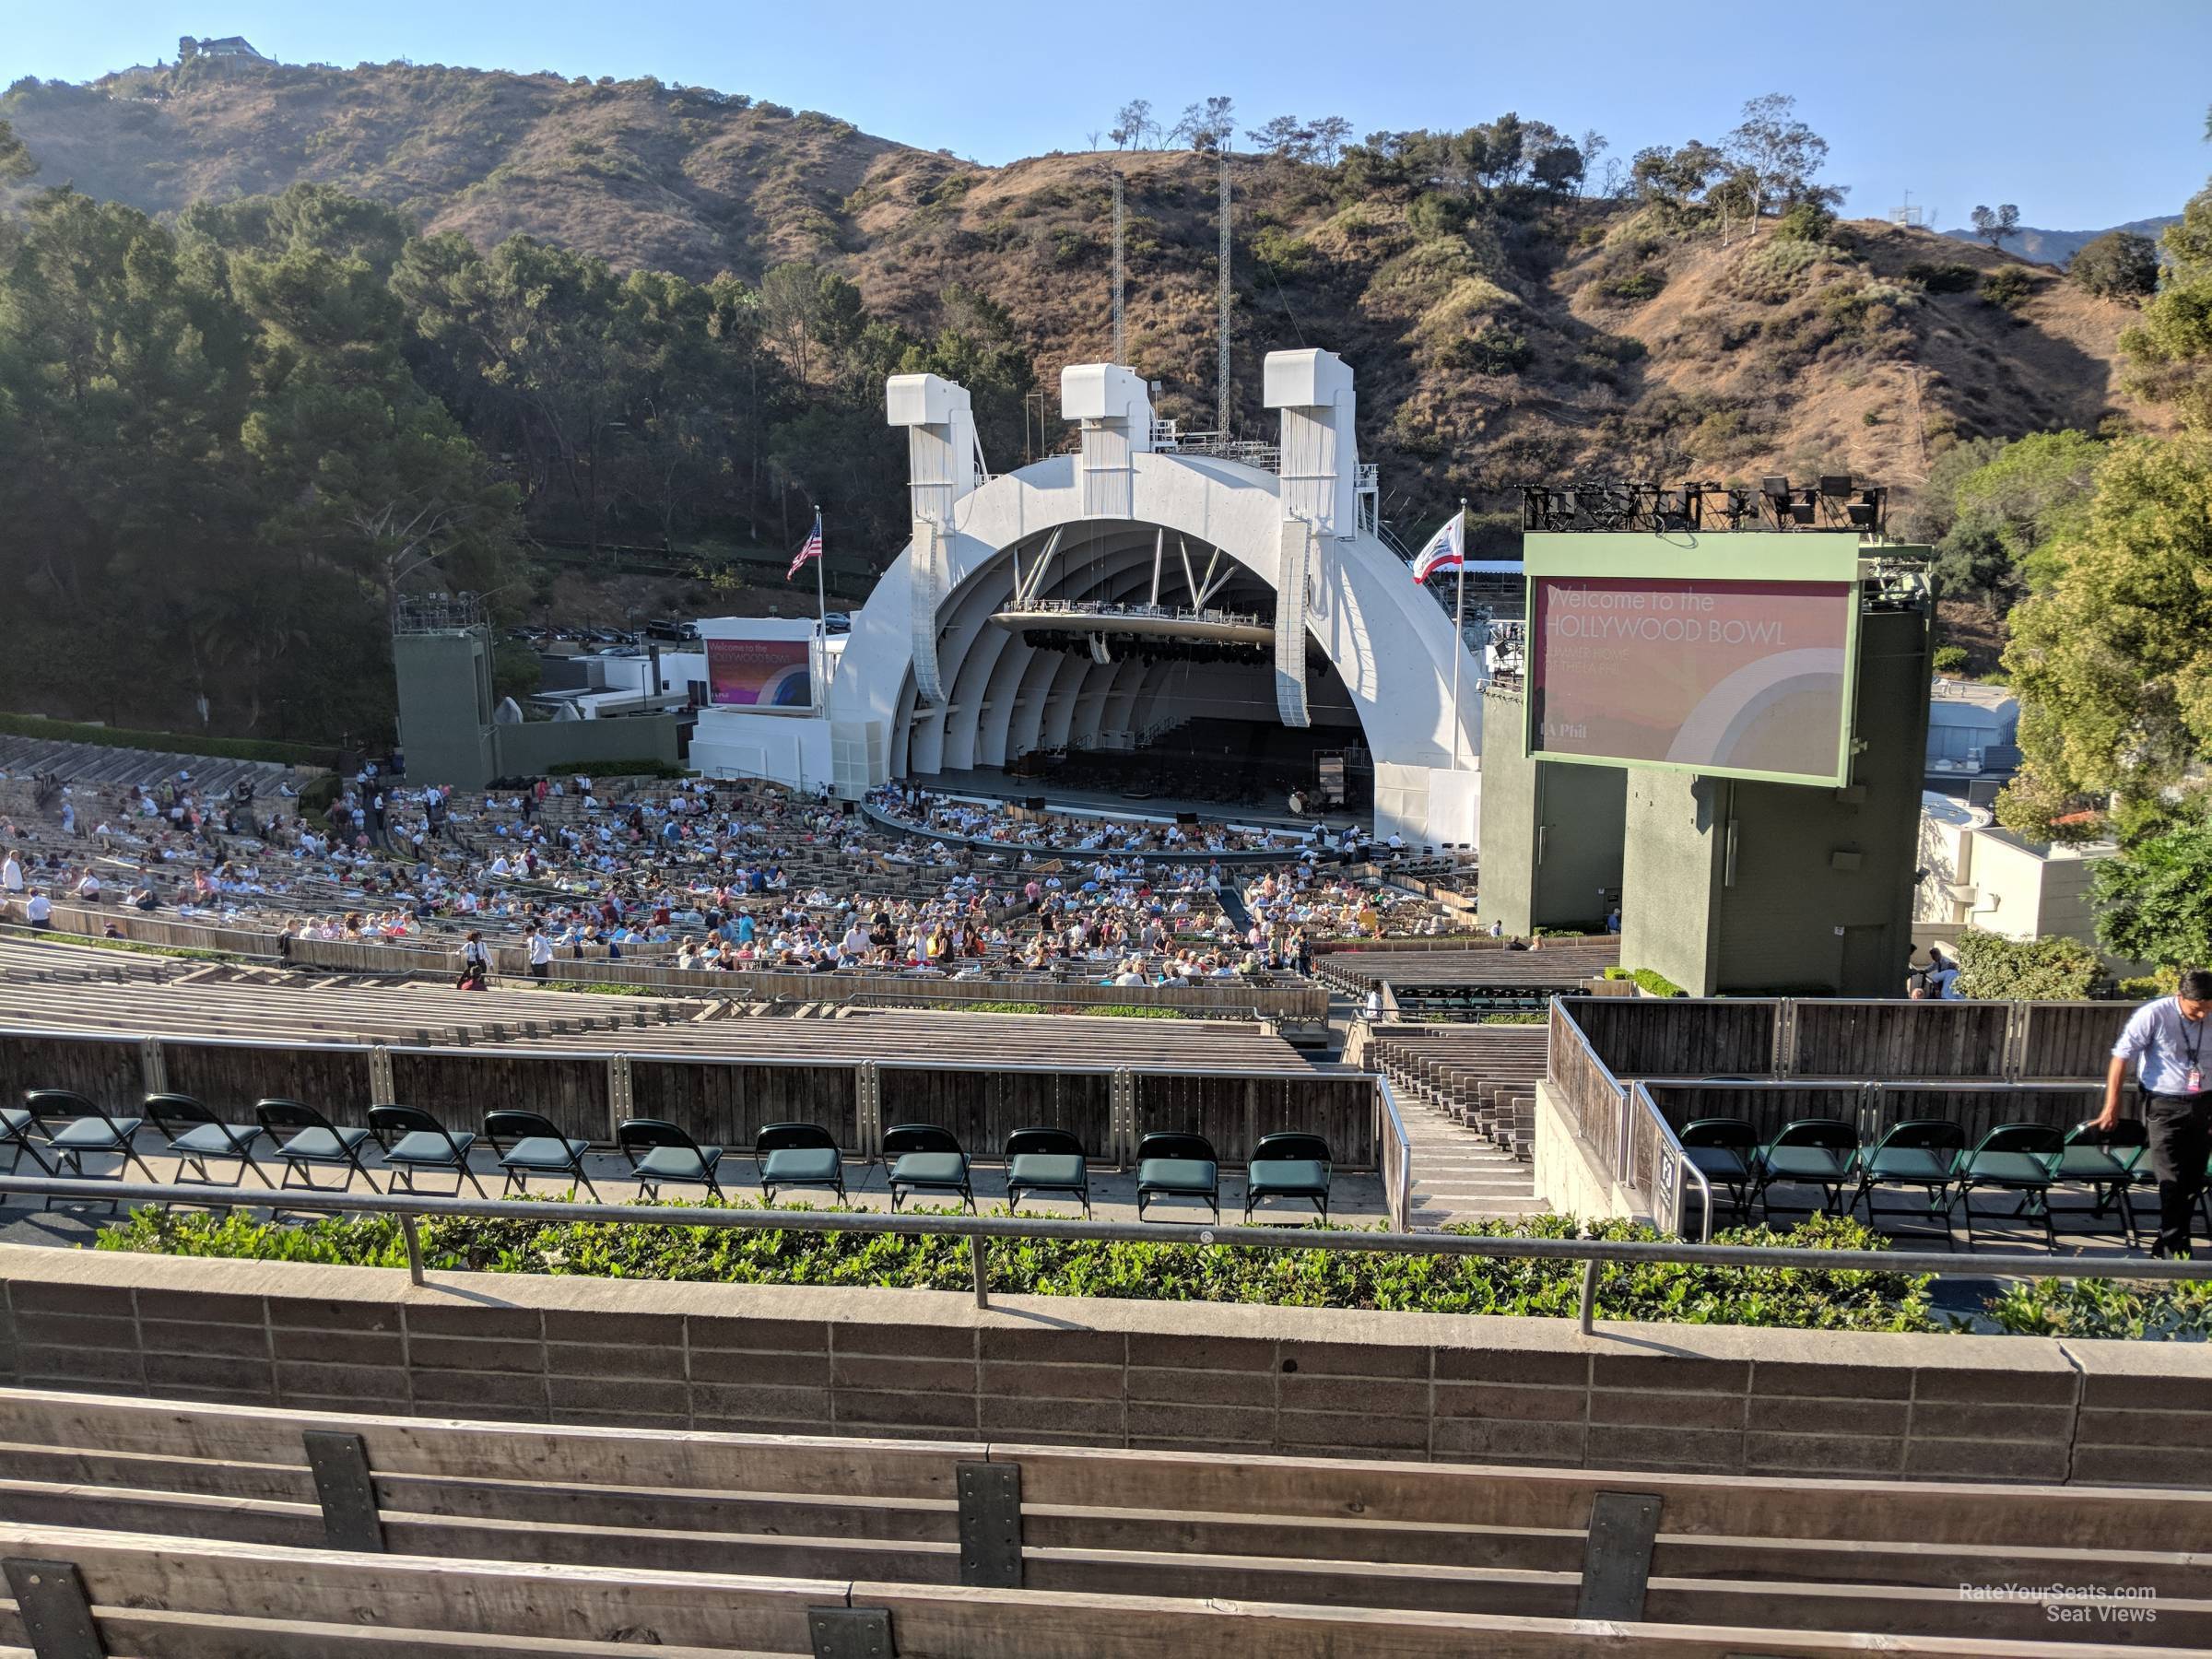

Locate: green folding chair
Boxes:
[756,1122,845,1205]
[1951,1123,2065,1250]
[1751,1118,1858,1223]
[882,1124,973,1213]
[1135,1132,1219,1223]
[618,1118,725,1201]
[1005,1128,1090,1218]
[1680,1118,1758,1223]
[1849,1119,1965,1247]
[370,1104,486,1198]
[1243,1132,1332,1225]
[2049,1120,2152,1249]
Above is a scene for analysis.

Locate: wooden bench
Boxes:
[0,1389,2201,1654]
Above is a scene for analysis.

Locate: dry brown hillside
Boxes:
[5,56,2168,532]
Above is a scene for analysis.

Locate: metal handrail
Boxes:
[1375,1077,1413,1230]
[1634,1079,1712,1243]
[16,1176,2210,1336]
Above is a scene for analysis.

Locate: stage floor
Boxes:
[912,767,1367,836]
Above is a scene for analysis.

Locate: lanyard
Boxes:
[2181,1004,2206,1069]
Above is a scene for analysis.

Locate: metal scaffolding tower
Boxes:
[1217,150,1231,436]
[1111,171,1126,365]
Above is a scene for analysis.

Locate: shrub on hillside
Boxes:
[1406,191,1473,241]
[1979,266,2036,312]
[1446,324,1533,376]
[1932,644,1970,674]
[2069,230,2159,302]
[1771,201,1838,243]
[1736,236,1850,300]
[1903,261,1978,294]
[1601,269,1665,303]
[1251,223,1314,280]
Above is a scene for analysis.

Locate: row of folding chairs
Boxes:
[1682,1115,2156,1249]
[3,1091,1336,1225]
[759,1125,1332,1225]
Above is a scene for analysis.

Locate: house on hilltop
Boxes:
[177,36,270,64]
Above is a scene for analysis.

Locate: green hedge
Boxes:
[932,1001,1189,1018]
[1604,966,1688,997]
[1952,928,2101,999]
[539,758,689,779]
[0,712,335,769]
[95,1207,1936,1332]
[1986,1277,2212,1340]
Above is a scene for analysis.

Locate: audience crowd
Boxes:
[0,760,1471,986]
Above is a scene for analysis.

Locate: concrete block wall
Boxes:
[1,1245,2206,1487]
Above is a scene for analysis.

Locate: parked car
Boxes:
[643,618,700,642]
[822,611,853,634]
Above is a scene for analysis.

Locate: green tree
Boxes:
[1998,434,2212,833]
[2092,821,2212,969]
[1724,93,1842,217]
[1900,436,2003,542]
[1946,429,2100,586]
[1930,521,2015,608]
[1971,203,2022,252]
[2070,229,2159,301]
[2122,176,2212,429]
[0,114,32,185]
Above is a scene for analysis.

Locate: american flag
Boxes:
[788,512,824,580]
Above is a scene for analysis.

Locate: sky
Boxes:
[9,0,2211,229]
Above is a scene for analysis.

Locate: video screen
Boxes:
[706,638,813,708]
[1528,576,1853,784]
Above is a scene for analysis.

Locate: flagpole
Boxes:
[812,504,827,710]
[1451,498,1467,770]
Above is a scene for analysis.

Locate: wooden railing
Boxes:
[18,903,1328,1024]
[1561,994,2136,1085]
[0,1025,1382,1171]
[1547,999,1630,1178]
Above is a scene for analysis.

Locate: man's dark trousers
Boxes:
[2146,1092,2212,1256]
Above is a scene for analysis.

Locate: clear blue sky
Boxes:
[10,0,2210,228]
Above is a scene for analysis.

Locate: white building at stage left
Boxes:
[691,347,1488,844]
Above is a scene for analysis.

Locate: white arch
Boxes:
[831,453,1478,790]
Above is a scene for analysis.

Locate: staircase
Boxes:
[1368,1023,1550,1227]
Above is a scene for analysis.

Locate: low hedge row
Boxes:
[97,1207,1937,1333]
[0,712,335,769]
[539,758,689,779]
[1603,966,1688,997]
[1986,1277,2212,1340]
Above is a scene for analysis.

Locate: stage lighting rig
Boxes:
[1518,479,1885,535]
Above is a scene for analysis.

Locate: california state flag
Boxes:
[1411,512,1464,583]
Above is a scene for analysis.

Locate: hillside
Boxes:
[2,55,2172,535]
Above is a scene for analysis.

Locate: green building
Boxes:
[1480,528,1930,995]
